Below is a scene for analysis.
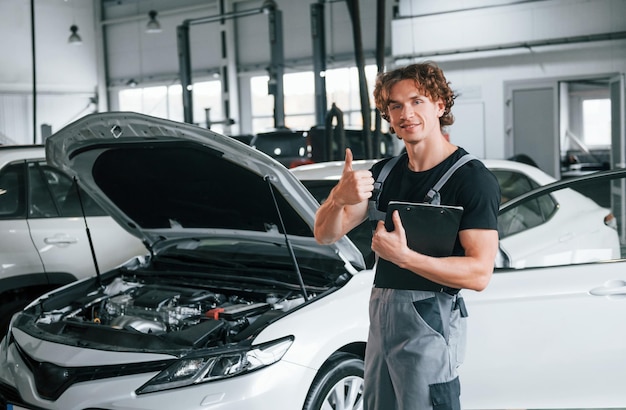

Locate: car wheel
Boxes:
[303,353,364,410]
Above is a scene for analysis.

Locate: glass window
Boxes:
[167,85,184,123]
[251,75,274,119]
[28,162,59,218]
[193,81,224,133]
[0,162,26,218]
[118,88,143,112]
[498,195,557,239]
[118,80,222,132]
[284,72,315,116]
[250,64,383,135]
[252,117,275,134]
[583,98,611,147]
[326,65,380,130]
[27,162,106,218]
[325,67,352,112]
[119,86,167,118]
[142,86,169,118]
[491,170,540,203]
[284,114,316,130]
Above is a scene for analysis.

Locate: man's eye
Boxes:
[390,104,401,110]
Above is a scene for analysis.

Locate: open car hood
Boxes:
[45,112,365,270]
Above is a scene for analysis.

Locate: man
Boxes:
[314,62,500,409]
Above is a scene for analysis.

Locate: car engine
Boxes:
[35,276,306,348]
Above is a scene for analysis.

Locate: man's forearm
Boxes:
[314,198,347,244]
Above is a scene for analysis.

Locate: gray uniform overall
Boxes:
[364,154,473,410]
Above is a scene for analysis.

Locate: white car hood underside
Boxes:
[45,112,365,269]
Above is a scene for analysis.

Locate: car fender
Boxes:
[253,268,373,371]
[0,272,76,295]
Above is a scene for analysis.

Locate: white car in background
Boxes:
[1,113,625,410]
[291,157,620,269]
[0,145,148,336]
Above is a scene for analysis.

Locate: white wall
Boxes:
[439,40,626,159]
[0,0,97,144]
[393,0,626,159]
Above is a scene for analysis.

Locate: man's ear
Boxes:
[437,100,446,117]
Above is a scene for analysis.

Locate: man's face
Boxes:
[386,79,445,144]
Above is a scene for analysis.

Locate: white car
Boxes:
[462,169,626,409]
[0,145,148,336]
[1,113,625,410]
[291,157,621,269]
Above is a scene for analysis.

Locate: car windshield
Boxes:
[491,169,540,203]
[497,169,626,269]
[300,179,375,268]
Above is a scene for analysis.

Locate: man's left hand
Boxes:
[371,210,411,266]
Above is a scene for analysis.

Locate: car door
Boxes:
[0,161,45,279]
[25,161,147,280]
[461,169,626,409]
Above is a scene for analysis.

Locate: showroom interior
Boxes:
[0,0,624,178]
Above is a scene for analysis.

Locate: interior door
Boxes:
[610,74,626,243]
[506,82,560,178]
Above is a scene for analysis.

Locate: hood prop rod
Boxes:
[264,175,308,300]
[73,177,103,289]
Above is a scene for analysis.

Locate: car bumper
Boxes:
[0,339,315,410]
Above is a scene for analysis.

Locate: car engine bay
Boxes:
[29,273,310,350]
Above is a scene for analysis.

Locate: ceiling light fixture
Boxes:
[68,24,82,45]
[146,10,162,33]
[261,0,276,14]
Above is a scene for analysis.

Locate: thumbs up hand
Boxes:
[331,148,374,206]
[342,146,355,175]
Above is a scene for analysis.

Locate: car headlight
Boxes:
[136,336,294,394]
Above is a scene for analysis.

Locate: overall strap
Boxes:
[367,153,406,225]
[367,152,478,224]
[424,154,478,205]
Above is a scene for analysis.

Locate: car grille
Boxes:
[14,341,173,401]
[0,381,30,408]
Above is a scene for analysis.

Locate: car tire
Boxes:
[303,353,364,410]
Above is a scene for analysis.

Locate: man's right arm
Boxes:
[313,148,374,245]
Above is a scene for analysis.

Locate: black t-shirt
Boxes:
[370,147,500,291]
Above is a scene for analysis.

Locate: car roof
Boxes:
[0,145,45,167]
[291,157,558,186]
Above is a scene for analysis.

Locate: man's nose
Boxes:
[400,104,413,119]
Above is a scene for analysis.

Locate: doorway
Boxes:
[505,74,624,180]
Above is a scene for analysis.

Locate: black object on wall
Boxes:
[345,0,372,159]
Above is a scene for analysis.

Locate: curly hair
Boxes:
[373,61,457,128]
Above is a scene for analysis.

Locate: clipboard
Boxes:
[384,201,464,257]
